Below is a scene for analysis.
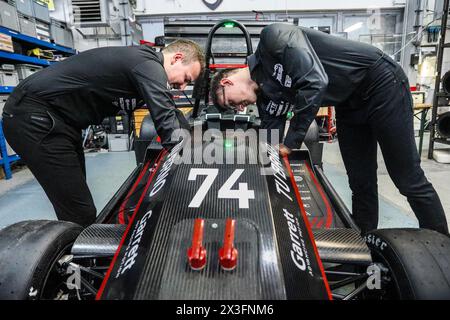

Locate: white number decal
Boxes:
[188,169,255,209]
[188,168,219,208]
[218,169,255,209]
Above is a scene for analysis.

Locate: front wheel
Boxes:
[365,228,450,299]
[0,220,82,300]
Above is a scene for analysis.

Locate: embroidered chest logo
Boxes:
[272,64,284,84]
[266,100,293,116]
[272,63,292,88]
[284,75,292,88]
[113,97,137,112]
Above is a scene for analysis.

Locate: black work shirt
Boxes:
[13,45,188,148]
[249,23,384,149]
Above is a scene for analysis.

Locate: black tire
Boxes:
[0,220,82,300]
[365,228,450,299]
[437,111,450,139]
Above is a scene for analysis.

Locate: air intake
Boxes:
[72,0,109,27]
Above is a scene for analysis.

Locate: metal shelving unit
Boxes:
[0,86,14,93]
[0,26,76,54]
[0,50,51,66]
[428,0,450,159]
[0,23,76,179]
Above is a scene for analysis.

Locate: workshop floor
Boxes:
[322,134,450,230]
[0,136,449,231]
[0,151,136,230]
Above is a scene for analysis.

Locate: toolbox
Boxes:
[63,26,74,48]
[50,19,64,45]
[15,0,33,16]
[0,64,19,87]
[50,19,73,47]
[32,0,49,23]
[107,134,130,152]
[0,1,20,31]
[16,63,42,80]
[18,13,37,37]
[35,18,50,42]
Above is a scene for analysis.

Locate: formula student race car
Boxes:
[0,20,449,301]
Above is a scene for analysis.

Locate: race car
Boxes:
[0,20,449,300]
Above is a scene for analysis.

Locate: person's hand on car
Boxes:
[279,144,292,157]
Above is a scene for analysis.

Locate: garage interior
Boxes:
[0,0,448,232]
[0,0,450,300]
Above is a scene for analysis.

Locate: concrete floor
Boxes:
[0,135,449,231]
[322,134,450,230]
[0,151,136,230]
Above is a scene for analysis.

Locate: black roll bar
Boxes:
[193,19,254,117]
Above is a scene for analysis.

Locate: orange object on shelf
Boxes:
[316,106,336,142]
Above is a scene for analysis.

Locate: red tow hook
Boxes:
[219,219,238,271]
[187,218,207,271]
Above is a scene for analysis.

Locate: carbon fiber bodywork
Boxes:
[288,155,343,229]
[96,133,333,300]
[313,228,372,265]
[71,224,127,257]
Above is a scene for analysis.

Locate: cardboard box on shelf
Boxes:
[0,33,14,53]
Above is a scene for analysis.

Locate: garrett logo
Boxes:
[202,0,223,10]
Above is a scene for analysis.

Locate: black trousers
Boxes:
[261,56,448,235]
[3,95,96,227]
[335,56,448,234]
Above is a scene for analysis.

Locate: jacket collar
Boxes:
[141,44,164,65]
[156,51,164,65]
[247,53,259,75]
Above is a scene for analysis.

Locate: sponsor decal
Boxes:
[266,143,292,201]
[366,264,382,290]
[266,100,291,116]
[291,165,312,216]
[364,234,388,251]
[284,75,292,88]
[266,62,294,116]
[112,97,138,111]
[275,101,285,117]
[282,208,314,274]
[272,63,284,84]
[116,210,153,277]
[149,141,183,197]
[28,287,38,298]
[272,63,292,88]
[266,101,278,115]
[114,143,183,278]
[267,144,314,277]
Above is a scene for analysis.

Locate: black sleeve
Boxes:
[130,61,189,149]
[261,24,329,149]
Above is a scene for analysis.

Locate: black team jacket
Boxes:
[6,45,188,148]
[248,23,385,149]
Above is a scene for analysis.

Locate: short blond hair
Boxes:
[163,39,205,75]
